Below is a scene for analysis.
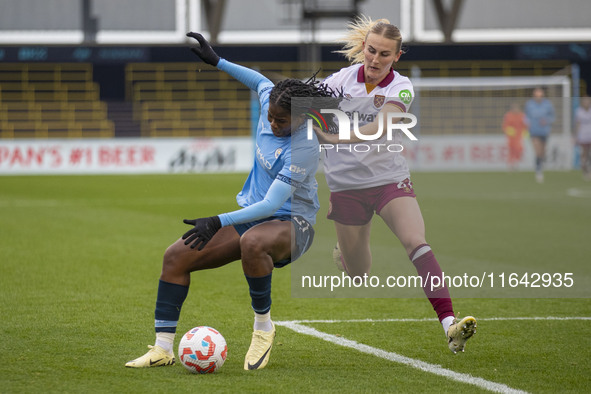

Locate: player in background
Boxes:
[316,16,476,354]
[524,87,555,183]
[575,95,591,180]
[126,32,338,370]
[502,102,528,171]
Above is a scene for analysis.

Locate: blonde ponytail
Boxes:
[335,15,402,64]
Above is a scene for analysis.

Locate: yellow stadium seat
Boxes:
[0,63,112,139]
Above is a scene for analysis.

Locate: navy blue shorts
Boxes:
[531,135,548,143]
[233,215,315,268]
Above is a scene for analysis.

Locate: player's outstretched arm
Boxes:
[186,32,271,93]
[218,179,292,227]
[186,32,220,66]
[181,179,292,250]
[182,216,222,250]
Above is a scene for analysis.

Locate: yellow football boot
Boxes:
[125,345,175,368]
[244,323,276,370]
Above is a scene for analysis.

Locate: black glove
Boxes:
[324,114,340,134]
[186,32,220,67]
[182,216,222,250]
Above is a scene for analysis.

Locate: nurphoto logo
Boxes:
[306,109,418,153]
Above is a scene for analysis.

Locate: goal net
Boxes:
[405,75,573,171]
[410,75,571,137]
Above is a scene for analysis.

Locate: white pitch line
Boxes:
[280,316,591,324]
[275,320,531,394]
[567,188,591,198]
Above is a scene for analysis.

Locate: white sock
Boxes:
[441,316,455,336]
[155,332,175,354]
[253,311,273,332]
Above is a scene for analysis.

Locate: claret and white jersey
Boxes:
[322,64,414,192]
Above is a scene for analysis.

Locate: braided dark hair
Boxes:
[269,73,342,120]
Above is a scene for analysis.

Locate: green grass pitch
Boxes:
[1,171,590,393]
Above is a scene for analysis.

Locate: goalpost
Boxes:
[405,74,573,171]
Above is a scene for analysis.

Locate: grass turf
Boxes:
[1,172,590,393]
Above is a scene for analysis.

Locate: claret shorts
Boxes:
[327,179,416,226]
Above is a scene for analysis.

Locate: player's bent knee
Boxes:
[404,238,428,255]
[239,231,266,257]
[161,240,190,275]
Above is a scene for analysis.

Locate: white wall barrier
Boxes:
[404,135,573,172]
[0,135,573,175]
[0,137,253,175]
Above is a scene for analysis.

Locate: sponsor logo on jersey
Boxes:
[289,164,306,175]
[399,89,412,105]
[256,144,273,169]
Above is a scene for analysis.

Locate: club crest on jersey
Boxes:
[373,95,385,108]
[275,148,282,158]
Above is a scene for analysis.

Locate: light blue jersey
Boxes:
[525,98,555,137]
[216,59,320,226]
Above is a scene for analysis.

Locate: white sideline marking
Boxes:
[567,188,591,198]
[275,317,589,391]
[276,318,591,394]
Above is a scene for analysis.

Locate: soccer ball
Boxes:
[178,326,228,374]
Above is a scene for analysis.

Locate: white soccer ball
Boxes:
[178,326,228,373]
